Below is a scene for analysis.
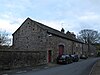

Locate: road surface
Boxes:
[11,58,99,75]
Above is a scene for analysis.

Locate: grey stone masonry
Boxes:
[12,17,96,63]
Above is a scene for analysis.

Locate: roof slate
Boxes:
[13,17,84,43]
[29,18,83,43]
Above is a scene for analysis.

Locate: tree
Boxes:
[0,30,11,46]
[77,29,100,44]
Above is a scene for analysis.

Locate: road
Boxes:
[11,58,99,75]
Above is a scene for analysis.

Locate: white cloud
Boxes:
[0,12,25,34]
[0,0,100,36]
[5,0,32,10]
[37,19,81,34]
[0,11,26,34]
[37,20,62,30]
[0,19,19,34]
[78,12,99,21]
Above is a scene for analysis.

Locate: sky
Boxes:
[0,0,100,38]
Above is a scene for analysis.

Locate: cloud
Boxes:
[36,20,62,31]
[0,19,20,34]
[1,0,100,46]
[0,13,25,34]
[5,0,32,10]
[37,19,81,34]
[78,12,99,21]
[0,0,100,36]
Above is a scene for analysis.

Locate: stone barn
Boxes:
[12,18,95,64]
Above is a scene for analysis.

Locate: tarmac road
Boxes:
[11,58,99,75]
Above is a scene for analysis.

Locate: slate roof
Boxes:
[29,18,84,43]
[13,17,84,43]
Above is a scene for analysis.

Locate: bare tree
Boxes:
[77,29,100,44]
[0,30,11,46]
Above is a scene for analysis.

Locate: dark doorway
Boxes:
[59,45,64,55]
[48,50,52,63]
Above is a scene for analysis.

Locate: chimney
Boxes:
[61,28,65,33]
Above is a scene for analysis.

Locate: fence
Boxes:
[0,50,47,71]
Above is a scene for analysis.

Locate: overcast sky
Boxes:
[0,0,100,37]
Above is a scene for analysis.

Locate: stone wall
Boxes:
[12,18,96,64]
[46,33,84,62]
[13,19,47,51]
[0,50,47,71]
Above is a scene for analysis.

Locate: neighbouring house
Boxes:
[12,18,96,63]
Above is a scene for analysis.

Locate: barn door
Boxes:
[48,50,52,63]
[59,45,64,55]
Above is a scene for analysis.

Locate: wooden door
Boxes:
[59,45,64,55]
[48,50,52,63]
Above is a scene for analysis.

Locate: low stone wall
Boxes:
[0,50,47,71]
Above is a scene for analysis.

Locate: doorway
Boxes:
[48,50,52,63]
[59,45,64,55]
